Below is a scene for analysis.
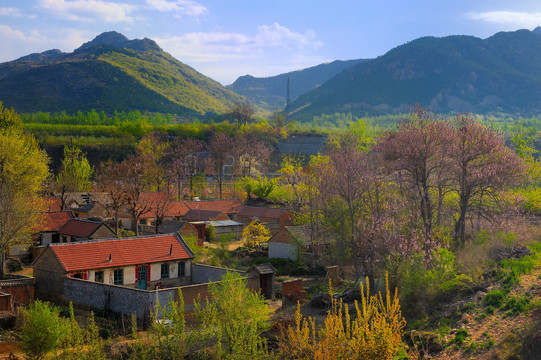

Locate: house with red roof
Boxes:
[235,206,294,235]
[36,211,74,246]
[57,219,116,243]
[33,233,195,296]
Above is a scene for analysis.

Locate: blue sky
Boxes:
[1,0,541,85]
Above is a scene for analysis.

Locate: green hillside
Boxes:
[0,31,245,116]
[227,59,367,111]
[289,28,541,121]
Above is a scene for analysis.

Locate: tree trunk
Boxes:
[0,248,6,280]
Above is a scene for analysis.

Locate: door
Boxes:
[137,265,147,289]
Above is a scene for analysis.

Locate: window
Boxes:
[95,271,104,283]
[113,269,123,285]
[160,263,169,279]
[178,261,185,277]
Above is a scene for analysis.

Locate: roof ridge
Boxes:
[49,233,179,246]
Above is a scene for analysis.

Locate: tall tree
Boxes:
[209,132,233,199]
[95,160,127,234]
[376,107,454,237]
[234,134,271,177]
[449,115,525,247]
[0,123,49,278]
[228,101,254,127]
[166,138,204,201]
[56,146,93,210]
[118,155,152,236]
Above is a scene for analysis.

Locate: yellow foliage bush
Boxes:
[280,273,405,360]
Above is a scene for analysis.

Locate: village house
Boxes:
[235,206,294,235]
[32,232,277,323]
[183,209,243,240]
[36,211,74,246]
[33,233,195,297]
[56,218,116,243]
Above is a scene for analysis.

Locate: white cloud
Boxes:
[155,23,322,63]
[0,7,36,18]
[0,26,92,62]
[146,0,207,16]
[38,0,137,23]
[468,11,541,28]
[154,24,323,84]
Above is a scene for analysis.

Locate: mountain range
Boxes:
[288,28,541,120]
[226,59,367,112]
[0,31,244,116]
[3,29,541,119]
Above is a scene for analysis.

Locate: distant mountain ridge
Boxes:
[227,59,368,111]
[288,28,541,120]
[0,31,244,116]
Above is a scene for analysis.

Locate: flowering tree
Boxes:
[376,106,454,237]
[209,132,234,199]
[449,115,525,247]
[95,160,127,234]
[166,138,204,200]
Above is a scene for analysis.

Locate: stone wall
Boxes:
[191,264,245,284]
[64,278,159,322]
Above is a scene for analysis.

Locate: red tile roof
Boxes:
[57,219,106,238]
[138,192,171,203]
[140,201,191,219]
[40,197,63,212]
[49,234,194,272]
[140,199,243,219]
[185,199,243,214]
[237,206,291,219]
[183,209,226,222]
[39,211,73,232]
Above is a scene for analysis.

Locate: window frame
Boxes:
[160,263,170,279]
[113,269,123,285]
[95,270,104,283]
[178,261,185,277]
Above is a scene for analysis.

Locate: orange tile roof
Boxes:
[237,206,291,219]
[39,211,73,232]
[138,192,171,203]
[57,219,106,238]
[41,197,63,212]
[183,209,225,222]
[185,199,244,214]
[140,201,191,219]
[49,234,194,272]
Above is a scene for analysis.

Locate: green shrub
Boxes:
[19,300,68,360]
[453,329,470,345]
[484,290,506,308]
[502,295,531,315]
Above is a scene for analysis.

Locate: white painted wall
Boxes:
[269,242,297,261]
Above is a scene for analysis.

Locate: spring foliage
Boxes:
[280,274,405,360]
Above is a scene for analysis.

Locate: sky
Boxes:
[1,1,541,85]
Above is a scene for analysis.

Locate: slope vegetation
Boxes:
[289,28,541,120]
[0,31,244,115]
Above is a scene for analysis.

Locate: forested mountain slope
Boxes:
[0,31,245,116]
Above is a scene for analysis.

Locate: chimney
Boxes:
[169,244,172,256]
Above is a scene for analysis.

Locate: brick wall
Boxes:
[281,279,302,298]
[0,277,34,306]
[0,293,12,312]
